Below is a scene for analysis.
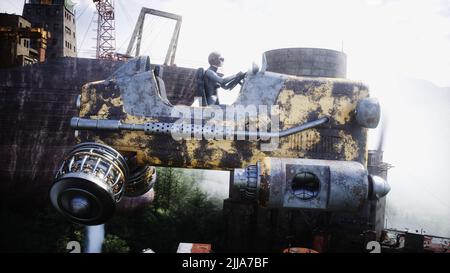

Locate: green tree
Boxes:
[102,234,130,253]
[107,167,225,253]
[1,167,225,253]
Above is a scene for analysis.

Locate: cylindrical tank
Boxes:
[264,48,347,78]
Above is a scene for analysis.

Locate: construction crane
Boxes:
[93,0,116,59]
[91,1,182,63]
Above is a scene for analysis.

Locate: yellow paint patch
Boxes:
[124,115,150,124]
[141,154,162,166]
[261,157,271,176]
[205,140,238,168]
[110,97,123,107]
[92,104,110,119]
[334,131,359,161]
[277,90,319,125]
[287,129,321,150]
[80,84,95,117]
[184,140,201,167]
[243,150,269,168]
[276,79,370,127]
[334,97,355,125]
[319,95,334,117]
[117,132,142,147]
[310,81,333,100]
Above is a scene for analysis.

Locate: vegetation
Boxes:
[102,234,130,253]
[0,205,85,253]
[0,167,225,253]
[107,167,224,253]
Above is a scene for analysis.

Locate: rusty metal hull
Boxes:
[76,56,369,171]
[0,57,197,203]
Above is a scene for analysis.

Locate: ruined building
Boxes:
[0,13,40,68]
[22,0,77,59]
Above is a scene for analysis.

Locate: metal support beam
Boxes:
[164,19,181,65]
[126,8,146,56]
[126,7,182,65]
[135,15,145,57]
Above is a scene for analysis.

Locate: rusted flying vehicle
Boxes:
[49,48,390,245]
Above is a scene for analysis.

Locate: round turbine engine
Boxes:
[49,142,129,225]
[124,165,157,197]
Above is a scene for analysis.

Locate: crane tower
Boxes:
[93,0,116,59]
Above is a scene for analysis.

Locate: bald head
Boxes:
[208,52,224,67]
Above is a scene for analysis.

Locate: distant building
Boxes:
[22,0,77,59]
[0,13,40,68]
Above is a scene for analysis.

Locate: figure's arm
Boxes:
[222,72,245,88]
[222,72,245,90]
[205,69,225,85]
[205,70,244,89]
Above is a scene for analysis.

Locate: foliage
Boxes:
[102,234,130,253]
[0,205,84,253]
[1,167,225,253]
[107,167,225,253]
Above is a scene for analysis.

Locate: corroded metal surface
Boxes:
[0,58,123,203]
[254,157,369,212]
[76,56,370,170]
[0,57,198,203]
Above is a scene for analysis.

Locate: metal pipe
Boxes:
[70,116,329,139]
[235,117,329,138]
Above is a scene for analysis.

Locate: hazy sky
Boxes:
[1,0,449,236]
[2,0,449,86]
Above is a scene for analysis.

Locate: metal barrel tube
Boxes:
[70,116,329,139]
